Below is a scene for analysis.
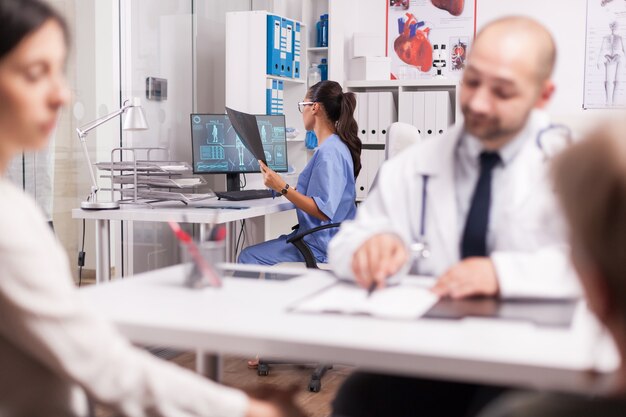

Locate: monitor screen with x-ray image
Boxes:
[190,114,288,174]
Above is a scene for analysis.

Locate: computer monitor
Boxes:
[190,114,288,181]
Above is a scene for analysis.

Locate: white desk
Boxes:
[72,198,294,283]
[79,263,620,394]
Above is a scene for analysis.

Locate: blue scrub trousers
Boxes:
[238,233,326,265]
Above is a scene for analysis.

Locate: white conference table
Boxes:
[79,263,620,394]
[72,198,294,283]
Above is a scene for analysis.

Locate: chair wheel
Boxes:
[257,364,270,376]
[308,379,321,392]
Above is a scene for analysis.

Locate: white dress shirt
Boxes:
[455,125,532,252]
[0,178,248,417]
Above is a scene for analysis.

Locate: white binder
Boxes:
[355,149,386,200]
[366,92,379,144]
[355,149,370,200]
[368,149,385,189]
[412,91,425,136]
[356,93,369,144]
[377,92,397,144]
[423,91,437,139]
[398,91,414,125]
[435,90,452,136]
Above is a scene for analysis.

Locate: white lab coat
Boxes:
[329,112,580,299]
[0,178,248,417]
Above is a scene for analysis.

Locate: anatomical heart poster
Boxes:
[584,0,626,109]
[387,0,476,80]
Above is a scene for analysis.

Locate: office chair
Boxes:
[385,121,421,160]
[367,122,422,193]
[257,222,342,392]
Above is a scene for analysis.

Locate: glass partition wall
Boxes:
[35,1,252,282]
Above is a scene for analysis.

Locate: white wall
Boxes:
[475,0,600,132]
[195,0,250,114]
[350,0,605,133]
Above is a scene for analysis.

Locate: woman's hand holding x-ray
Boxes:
[259,160,286,192]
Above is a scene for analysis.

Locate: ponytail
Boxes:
[308,81,362,178]
[336,92,362,178]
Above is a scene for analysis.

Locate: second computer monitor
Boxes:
[191,114,288,174]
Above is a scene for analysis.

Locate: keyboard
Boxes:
[215,189,275,201]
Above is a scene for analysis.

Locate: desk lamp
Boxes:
[76,98,149,209]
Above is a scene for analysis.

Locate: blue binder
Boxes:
[272,80,280,114]
[277,80,284,114]
[267,14,281,76]
[280,17,294,77]
[266,78,273,114]
[293,22,302,79]
[265,80,282,115]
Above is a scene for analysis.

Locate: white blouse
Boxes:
[0,178,247,417]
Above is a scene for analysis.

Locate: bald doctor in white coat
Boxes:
[330,109,578,299]
[329,16,580,417]
[329,19,579,302]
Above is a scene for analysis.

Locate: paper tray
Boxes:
[121,188,215,204]
[96,160,192,173]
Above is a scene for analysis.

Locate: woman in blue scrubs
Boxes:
[238,80,362,265]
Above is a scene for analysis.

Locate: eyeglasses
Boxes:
[298,101,315,113]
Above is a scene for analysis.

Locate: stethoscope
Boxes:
[409,174,431,263]
[535,124,574,160]
[408,124,573,265]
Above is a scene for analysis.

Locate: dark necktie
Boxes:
[460,151,501,259]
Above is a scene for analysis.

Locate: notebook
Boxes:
[291,281,439,320]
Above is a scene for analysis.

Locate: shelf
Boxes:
[266,74,306,84]
[345,79,458,89]
[307,47,328,52]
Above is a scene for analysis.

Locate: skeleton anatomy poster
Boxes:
[387,0,476,80]
[584,0,626,109]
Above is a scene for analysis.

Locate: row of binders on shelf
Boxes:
[399,90,453,139]
[266,79,284,115]
[352,90,454,201]
[354,92,398,144]
[267,14,302,79]
[355,149,386,201]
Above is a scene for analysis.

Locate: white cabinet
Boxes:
[225,10,308,240]
[225,11,308,173]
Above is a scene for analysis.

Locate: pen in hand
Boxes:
[367,281,377,298]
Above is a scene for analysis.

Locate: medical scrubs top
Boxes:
[295,134,357,261]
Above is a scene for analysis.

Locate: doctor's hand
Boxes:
[259,160,286,193]
[351,233,409,290]
[432,257,499,299]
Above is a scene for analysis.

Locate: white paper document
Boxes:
[292,281,439,320]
